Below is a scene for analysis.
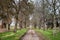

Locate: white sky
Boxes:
[31,0,35,1]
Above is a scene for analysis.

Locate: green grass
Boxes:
[0,28,27,40]
[53,32,60,40]
[35,29,60,40]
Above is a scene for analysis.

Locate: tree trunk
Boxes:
[2,21,6,29]
[19,21,22,29]
[14,22,17,32]
[53,15,56,36]
[24,18,26,28]
[42,0,45,31]
[53,0,57,36]
[34,23,36,28]
[14,19,17,32]
[8,24,10,31]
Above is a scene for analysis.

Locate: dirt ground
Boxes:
[21,30,44,40]
[0,28,7,33]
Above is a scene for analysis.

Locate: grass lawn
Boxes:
[53,32,60,40]
[35,29,60,40]
[0,28,27,40]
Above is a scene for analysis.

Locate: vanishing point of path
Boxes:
[21,29,44,40]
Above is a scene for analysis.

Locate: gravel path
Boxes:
[21,30,43,40]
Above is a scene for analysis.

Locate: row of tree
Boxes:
[30,0,60,35]
[0,0,34,32]
[0,0,60,35]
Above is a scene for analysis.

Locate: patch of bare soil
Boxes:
[21,30,44,40]
[0,28,7,33]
